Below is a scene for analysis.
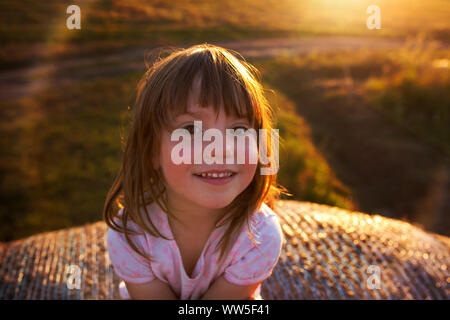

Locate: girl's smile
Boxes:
[192,169,238,185]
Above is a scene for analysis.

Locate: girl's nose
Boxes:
[202,130,235,164]
[224,135,235,163]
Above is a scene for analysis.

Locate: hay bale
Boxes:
[0,200,448,299]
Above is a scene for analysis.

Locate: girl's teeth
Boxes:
[198,172,233,178]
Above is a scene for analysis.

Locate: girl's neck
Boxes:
[165,193,228,232]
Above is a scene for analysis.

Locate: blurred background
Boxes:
[0,0,448,242]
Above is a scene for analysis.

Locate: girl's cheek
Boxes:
[234,136,259,165]
[162,137,195,166]
[243,162,258,179]
[248,140,259,165]
[232,138,258,180]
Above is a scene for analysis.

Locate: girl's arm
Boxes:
[125,278,179,300]
[199,275,261,300]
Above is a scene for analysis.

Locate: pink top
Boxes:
[106,201,284,300]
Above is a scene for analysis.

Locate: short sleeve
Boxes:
[106,225,156,284]
[224,215,284,286]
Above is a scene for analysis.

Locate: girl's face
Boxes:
[156,101,258,213]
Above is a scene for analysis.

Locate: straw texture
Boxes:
[0,200,448,299]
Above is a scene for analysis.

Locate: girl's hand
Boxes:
[125,278,179,300]
[199,275,261,300]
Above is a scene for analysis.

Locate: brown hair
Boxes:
[103,43,286,270]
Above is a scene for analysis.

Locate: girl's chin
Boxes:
[193,196,236,209]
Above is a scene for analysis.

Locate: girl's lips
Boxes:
[193,173,237,185]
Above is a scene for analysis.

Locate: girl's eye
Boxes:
[181,124,202,135]
[232,126,249,136]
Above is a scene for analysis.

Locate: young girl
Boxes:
[103,43,286,300]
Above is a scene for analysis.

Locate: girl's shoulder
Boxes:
[250,202,280,226]
[111,203,162,235]
[113,207,143,232]
[247,202,283,240]
[107,204,163,252]
[230,203,284,259]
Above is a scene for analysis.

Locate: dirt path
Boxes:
[0,35,421,102]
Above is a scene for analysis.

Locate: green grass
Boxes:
[0,73,138,241]
[1,0,449,70]
[266,87,355,209]
[364,39,450,155]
